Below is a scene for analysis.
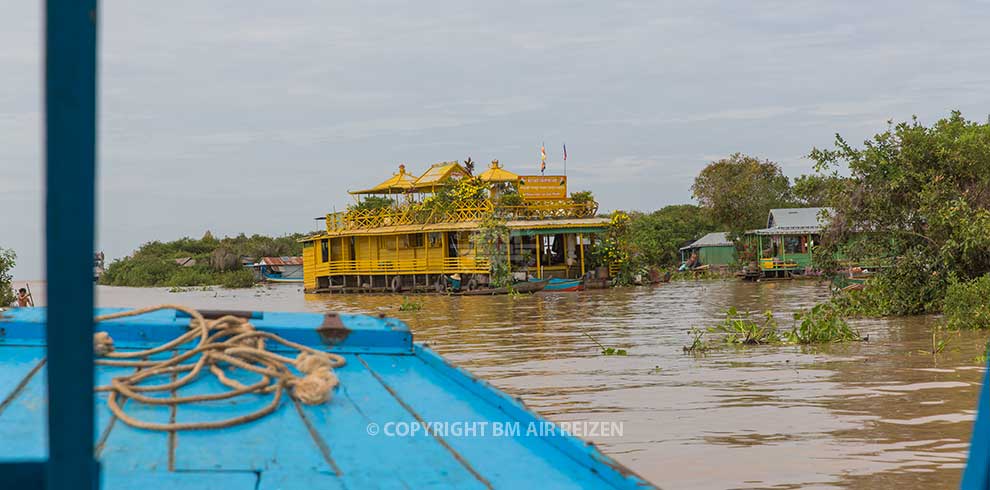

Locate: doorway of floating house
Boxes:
[447,231,459,257]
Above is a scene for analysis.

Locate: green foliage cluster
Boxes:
[0,248,16,306]
[473,215,512,287]
[418,177,488,219]
[809,112,990,315]
[691,153,792,234]
[687,305,862,351]
[570,190,594,204]
[788,303,862,344]
[398,296,424,311]
[944,274,990,330]
[495,190,524,208]
[625,205,719,269]
[710,307,782,345]
[349,196,394,212]
[101,232,308,288]
[590,211,634,284]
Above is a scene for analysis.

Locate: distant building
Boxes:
[250,257,304,283]
[679,232,736,267]
[747,207,833,276]
[174,257,197,267]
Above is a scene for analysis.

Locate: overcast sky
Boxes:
[3,1,990,279]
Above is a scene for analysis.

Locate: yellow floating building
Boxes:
[301,160,610,293]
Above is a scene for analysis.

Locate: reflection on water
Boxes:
[23,280,990,489]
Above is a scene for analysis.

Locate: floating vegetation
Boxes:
[682,327,717,354]
[582,331,628,356]
[685,305,865,353]
[398,296,423,311]
[710,307,781,345]
[786,303,864,344]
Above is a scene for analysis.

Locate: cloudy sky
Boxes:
[3,1,990,279]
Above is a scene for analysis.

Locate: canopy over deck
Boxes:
[477,160,519,183]
[0,307,654,490]
[409,162,470,192]
[350,165,416,195]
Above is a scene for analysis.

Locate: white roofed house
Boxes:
[746,207,834,278]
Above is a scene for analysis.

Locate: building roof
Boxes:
[477,160,519,183]
[350,165,416,195]
[751,207,833,236]
[680,232,733,251]
[254,256,303,266]
[409,162,470,191]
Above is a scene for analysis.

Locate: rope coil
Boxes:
[92,304,345,431]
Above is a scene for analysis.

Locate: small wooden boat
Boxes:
[454,279,549,295]
[0,306,654,489]
[531,277,584,292]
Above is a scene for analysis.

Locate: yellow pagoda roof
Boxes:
[349,165,415,195]
[409,162,469,191]
[477,160,519,183]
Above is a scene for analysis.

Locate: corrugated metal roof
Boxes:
[410,162,470,190]
[257,256,303,266]
[767,207,833,229]
[680,232,733,250]
[750,207,833,235]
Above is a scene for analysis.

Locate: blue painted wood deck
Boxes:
[0,307,655,489]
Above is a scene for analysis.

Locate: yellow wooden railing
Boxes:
[327,199,598,232]
[325,257,490,275]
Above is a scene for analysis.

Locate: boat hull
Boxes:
[0,307,654,489]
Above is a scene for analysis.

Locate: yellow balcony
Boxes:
[325,257,490,275]
[326,199,598,233]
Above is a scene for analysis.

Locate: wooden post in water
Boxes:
[45,0,100,488]
[535,234,542,279]
[578,233,586,277]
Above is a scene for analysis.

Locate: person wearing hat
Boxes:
[448,273,462,291]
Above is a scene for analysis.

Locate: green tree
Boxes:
[627,205,718,268]
[791,174,848,208]
[811,111,990,314]
[0,248,16,306]
[691,153,791,233]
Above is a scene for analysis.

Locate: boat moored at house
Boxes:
[250,256,304,283]
[302,161,610,294]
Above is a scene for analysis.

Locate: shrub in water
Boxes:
[944,274,990,330]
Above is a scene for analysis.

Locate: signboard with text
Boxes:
[518,175,567,200]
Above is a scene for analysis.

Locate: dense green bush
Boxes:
[219,269,255,289]
[100,232,309,288]
[349,196,394,212]
[0,248,16,306]
[944,274,990,329]
[810,112,990,315]
[787,303,862,344]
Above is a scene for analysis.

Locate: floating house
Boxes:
[679,232,736,267]
[747,207,833,277]
[251,256,304,283]
[302,160,610,293]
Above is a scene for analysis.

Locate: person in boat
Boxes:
[15,288,33,308]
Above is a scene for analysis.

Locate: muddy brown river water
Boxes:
[20,280,989,489]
